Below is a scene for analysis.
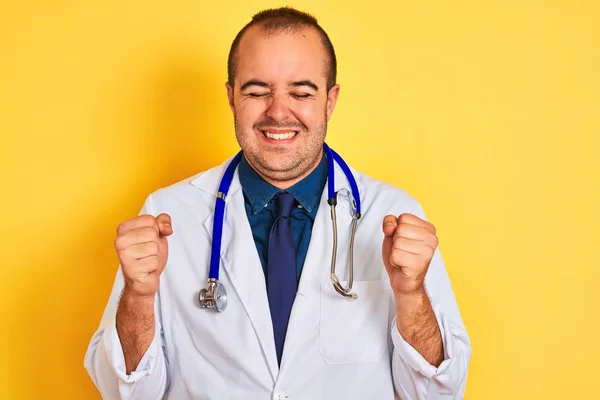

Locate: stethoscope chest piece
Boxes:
[198,278,227,312]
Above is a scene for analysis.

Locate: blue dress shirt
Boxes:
[238,154,328,281]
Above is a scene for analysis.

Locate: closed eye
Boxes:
[248,92,269,98]
[291,93,312,99]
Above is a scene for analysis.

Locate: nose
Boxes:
[265,92,292,122]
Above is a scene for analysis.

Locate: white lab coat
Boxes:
[85,155,471,400]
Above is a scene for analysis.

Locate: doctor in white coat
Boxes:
[85,7,471,400]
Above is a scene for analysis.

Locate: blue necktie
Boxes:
[267,192,297,366]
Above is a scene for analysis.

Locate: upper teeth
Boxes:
[264,131,296,140]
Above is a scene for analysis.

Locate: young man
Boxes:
[85,7,471,399]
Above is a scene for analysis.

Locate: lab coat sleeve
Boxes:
[84,195,169,400]
[390,203,472,400]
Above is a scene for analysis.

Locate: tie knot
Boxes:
[276,192,296,218]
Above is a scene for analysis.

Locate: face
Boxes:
[226,25,340,188]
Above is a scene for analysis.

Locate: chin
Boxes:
[260,155,299,174]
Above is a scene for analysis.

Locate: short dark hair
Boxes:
[227,7,337,91]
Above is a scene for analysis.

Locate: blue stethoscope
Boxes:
[198,143,362,312]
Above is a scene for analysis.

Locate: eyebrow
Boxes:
[239,80,270,91]
[291,80,319,91]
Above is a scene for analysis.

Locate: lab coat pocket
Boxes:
[319,280,391,364]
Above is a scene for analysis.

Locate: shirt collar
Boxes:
[238,153,328,214]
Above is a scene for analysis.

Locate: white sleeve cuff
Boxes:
[391,303,456,379]
[102,316,161,384]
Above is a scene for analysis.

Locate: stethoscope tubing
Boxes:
[206,143,361,297]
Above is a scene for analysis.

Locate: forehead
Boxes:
[235,24,328,85]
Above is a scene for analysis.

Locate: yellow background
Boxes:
[1,0,598,399]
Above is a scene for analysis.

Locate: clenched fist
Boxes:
[382,213,439,296]
[114,213,173,299]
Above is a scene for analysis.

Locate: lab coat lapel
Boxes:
[201,171,279,381]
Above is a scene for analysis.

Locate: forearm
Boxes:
[116,287,156,375]
[395,288,444,367]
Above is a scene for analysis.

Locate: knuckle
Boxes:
[114,234,130,249]
[139,214,156,227]
[116,244,129,258]
[113,236,123,250]
[116,222,126,236]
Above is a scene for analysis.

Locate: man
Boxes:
[85,7,471,399]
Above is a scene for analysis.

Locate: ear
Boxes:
[225,82,235,113]
[325,84,340,121]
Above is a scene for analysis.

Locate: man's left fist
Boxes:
[382,213,439,296]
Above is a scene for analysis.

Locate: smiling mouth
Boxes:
[261,130,298,140]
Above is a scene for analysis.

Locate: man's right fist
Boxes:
[114,213,173,299]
